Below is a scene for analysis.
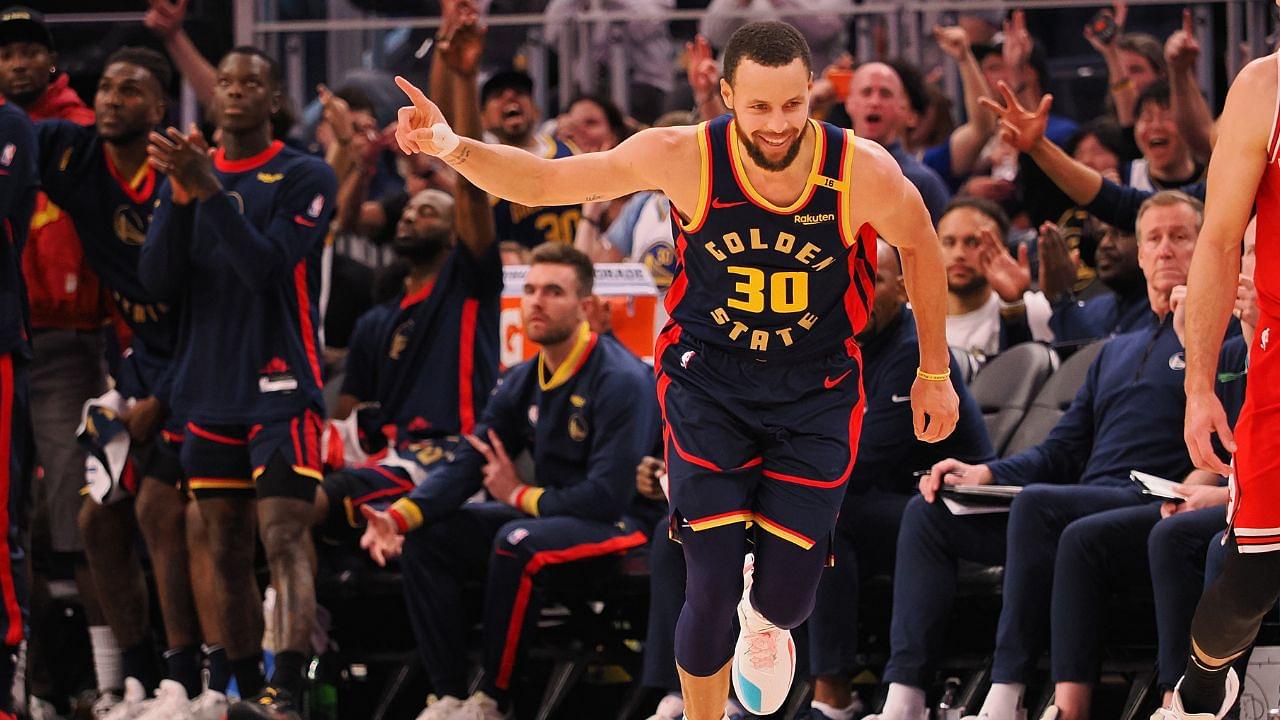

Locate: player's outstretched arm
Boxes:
[850,140,958,443]
[1183,55,1274,474]
[392,76,690,208]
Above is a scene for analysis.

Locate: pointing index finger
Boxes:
[395,75,431,111]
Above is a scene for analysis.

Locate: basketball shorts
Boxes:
[656,333,865,553]
[181,409,324,501]
[1229,311,1280,552]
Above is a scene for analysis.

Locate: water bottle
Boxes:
[308,655,338,720]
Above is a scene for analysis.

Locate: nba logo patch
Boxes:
[307,193,325,218]
[1168,352,1186,371]
[680,350,695,368]
[506,527,529,545]
[0,143,15,167]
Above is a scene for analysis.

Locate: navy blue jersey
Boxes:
[389,326,660,530]
[340,242,502,442]
[0,100,38,359]
[140,140,337,424]
[36,120,176,397]
[665,116,875,361]
[491,135,581,248]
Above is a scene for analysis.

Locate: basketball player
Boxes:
[1163,3,1280,718]
[36,47,216,717]
[141,47,336,720]
[396,20,959,720]
[0,63,38,720]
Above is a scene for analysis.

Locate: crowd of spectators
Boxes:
[0,0,1269,719]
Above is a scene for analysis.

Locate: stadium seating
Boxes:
[967,343,1059,456]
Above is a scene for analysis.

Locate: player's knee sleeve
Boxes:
[1190,546,1280,660]
[751,531,829,629]
[674,524,745,676]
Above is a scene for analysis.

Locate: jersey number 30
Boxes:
[726,266,808,313]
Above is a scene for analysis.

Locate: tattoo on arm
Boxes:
[447,146,472,166]
[584,194,602,201]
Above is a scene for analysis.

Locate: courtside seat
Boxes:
[967,342,1058,455]
[1001,340,1106,458]
[951,346,980,385]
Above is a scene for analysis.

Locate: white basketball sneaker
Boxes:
[136,680,192,720]
[415,694,465,720]
[102,678,148,720]
[1151,669,1240,720]
[731,553,796,716]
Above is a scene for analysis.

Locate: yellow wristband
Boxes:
[917,367,951,382]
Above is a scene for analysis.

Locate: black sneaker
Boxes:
[227,685,303,720]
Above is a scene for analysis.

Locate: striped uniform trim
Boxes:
[389,497,424,532]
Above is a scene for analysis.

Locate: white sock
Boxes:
[655,693,684,719]
[882,683,927,720]
[88,625,123,693]
[811,698,858,720]
[979,683,1025,717]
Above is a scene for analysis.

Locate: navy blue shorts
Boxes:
[320,437,458,538]
[181,409,324,501]
[656,333,864,551]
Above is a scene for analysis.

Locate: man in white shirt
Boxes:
[939,197,1053,359]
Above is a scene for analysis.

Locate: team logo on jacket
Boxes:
[390,320,414,360]
[506,527,529,545]
[1168,352,1186,371]
[113,207,146,246]
[257,172,284,184]
[0,143,14,167]
[569,414,589,442]
[527,405,539,426]
[307,193,325,218]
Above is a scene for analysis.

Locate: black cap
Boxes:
[0,6,53,51]
[480,70,533,105]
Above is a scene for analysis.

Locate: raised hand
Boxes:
[977,227,1031,303]
[144,0,188,40]
[1037,222,1077,303]
[980,81,1052,153]
[932,25,971,62]
[317,83,354,144]
[1002,9,1033,71]
[685,34,719,101]
[393,76,452,156]
[466,429,522,507]
[1164,8,1200,74]
[1083,2,1127,54]
[437,0,487,77]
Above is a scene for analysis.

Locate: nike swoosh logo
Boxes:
[891,394,911,403]
[823,370,852,389]
[711,197,748,209]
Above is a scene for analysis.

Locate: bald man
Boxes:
[846,62,951,225]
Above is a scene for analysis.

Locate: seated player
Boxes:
[864,191,1238,720]
[34,47,218,718]
[318,8,499,541]
[140,46,337,720]
[360,243,661,720]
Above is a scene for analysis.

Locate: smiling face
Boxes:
[1135,99,1190,176]
[845,63,910,147]
[721,57,812,172]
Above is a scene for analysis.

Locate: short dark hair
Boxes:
[568,94,631,142]
[942,196,1010,239]
[722,21,812,85]
[335,84,376,117]
[222,45,282,90]
[885,59,929,116]
[1065,117,1126,159]
[530,242,594,296]
[1134,79,1171,119]
[104,46,173,94]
